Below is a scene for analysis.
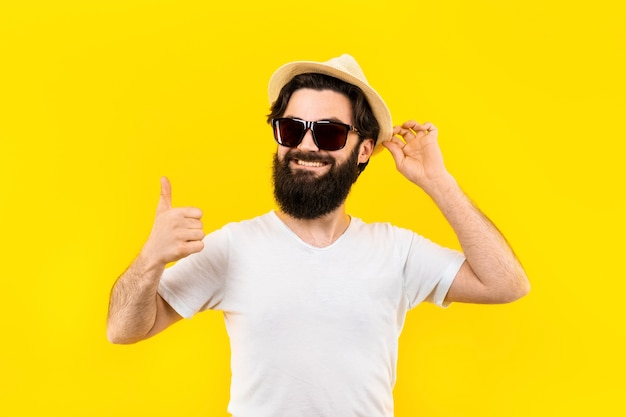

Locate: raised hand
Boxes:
[140,177,205,266]
[383,120,453,195]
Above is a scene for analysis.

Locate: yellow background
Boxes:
[1,0,624,416]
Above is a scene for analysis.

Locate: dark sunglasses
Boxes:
[271,118,360,151]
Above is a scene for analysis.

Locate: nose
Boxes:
[297,128,320,152]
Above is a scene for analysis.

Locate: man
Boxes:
[107,54,530,417]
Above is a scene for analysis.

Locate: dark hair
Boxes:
[267,73,380,173]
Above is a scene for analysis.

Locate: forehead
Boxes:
[284,88,353,123]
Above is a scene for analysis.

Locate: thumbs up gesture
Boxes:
[141,177,205,266]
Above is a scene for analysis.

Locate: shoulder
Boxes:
[348,217,457,257]
[349,217,415,240]
[345,217,420,257]
[213,212,273,231]
[213,211,284,242]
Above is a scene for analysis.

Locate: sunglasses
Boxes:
[271,117,360,151]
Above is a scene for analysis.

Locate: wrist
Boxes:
[421,173,460,201]
[136,248,168,275]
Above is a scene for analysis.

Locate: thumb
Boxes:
[156,176,172,213]
[382,139,405,165]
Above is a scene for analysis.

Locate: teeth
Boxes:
[296,160,326,167]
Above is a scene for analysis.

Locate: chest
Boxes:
[219,247,408,340]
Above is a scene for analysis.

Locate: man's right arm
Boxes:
[106,177,204,344]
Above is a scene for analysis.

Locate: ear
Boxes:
[357,138,375,164]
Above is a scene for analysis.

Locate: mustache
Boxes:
[284,149,335,165]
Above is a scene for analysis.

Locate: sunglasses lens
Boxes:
[274,119,305,147]
[313,122,349,151]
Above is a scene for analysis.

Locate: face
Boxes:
[275,89,372,170]
[272,89,374,219]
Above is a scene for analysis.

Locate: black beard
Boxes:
[272,146,361,220]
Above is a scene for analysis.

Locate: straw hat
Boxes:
[268,54,393,154]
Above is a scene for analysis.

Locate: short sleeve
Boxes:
[403,233,466,309]
[158,227,230,318]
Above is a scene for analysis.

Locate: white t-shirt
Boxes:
[158,211,465,417]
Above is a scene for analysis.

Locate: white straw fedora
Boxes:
[268,54,393,154]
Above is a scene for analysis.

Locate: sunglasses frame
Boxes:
[271,117,360,151]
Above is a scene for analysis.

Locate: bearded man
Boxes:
[107,54,530,417]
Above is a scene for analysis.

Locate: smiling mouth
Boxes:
[285,149,334,170]
[295,159,328,168]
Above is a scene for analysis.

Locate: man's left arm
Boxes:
[384,120,530,304]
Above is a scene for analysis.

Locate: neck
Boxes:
[276,205,351,248]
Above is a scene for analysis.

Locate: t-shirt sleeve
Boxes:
[157,227,230,318]
[403,233,466,309]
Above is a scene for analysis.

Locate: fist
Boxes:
[141,177,205,266]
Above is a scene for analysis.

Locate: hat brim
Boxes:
[268,60,393,155]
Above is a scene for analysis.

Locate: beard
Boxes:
[272,145,361,220]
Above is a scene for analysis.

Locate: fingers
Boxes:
[182,216,203,229]
[157,176,172,214]
[160,238,205,264]
[174,226,205,242]
[164,208,204,232]
[182,240,205,255]
[393,120,438,140]
[168,223,205,260]
[400,120,435,131]
[178,207,203,220]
